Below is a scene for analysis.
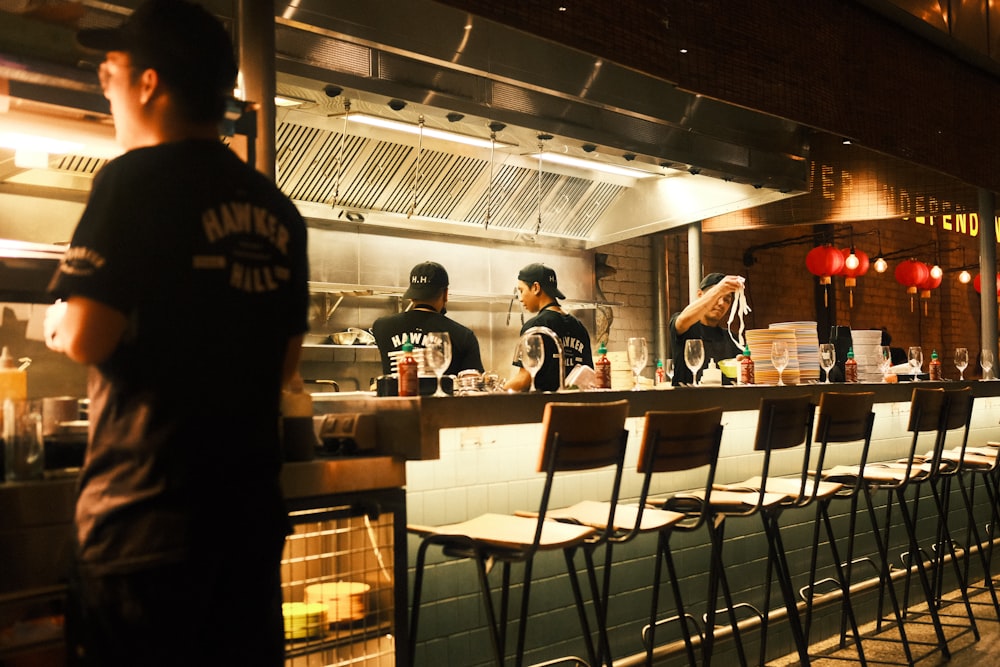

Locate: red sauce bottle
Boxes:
[845,348,858,383]
[929,350,941,380]
[398,341,419,396]
[740,346,755,385]
[595,342,612,389]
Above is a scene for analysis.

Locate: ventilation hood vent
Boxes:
[0,0,811,248]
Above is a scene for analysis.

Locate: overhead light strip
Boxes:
[345,113,511,150]
[531,151,658,179]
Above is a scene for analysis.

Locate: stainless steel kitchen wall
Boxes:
[301,224,598,391]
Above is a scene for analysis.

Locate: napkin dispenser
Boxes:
[316,412,377,455]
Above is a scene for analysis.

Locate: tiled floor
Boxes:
[771,584,1000,666]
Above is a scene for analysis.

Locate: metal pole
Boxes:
[687,220,703,303]
[237,0,276,179]
[653,233,668,365]
[979,189,998,376]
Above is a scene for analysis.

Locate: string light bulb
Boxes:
[873,228,887,273]
[930,264,943,280]
[959,269,972,284]
[845,246,860,271]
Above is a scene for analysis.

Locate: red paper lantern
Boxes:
[918,272,942,315]
[895,260,930,293]
[806,245,845,307]
[895,259,930,312]
[806,245,845,284]
[839,247,869,308]
[973,272,1000,301]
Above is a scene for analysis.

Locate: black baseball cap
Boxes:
[77,0,237,102]
[403,261,449,300]
[699,272,726,290]
[518,263,566,300]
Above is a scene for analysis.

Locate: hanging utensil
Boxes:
[406,115,425,219]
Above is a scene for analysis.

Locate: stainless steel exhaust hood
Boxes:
[0,0,811,248]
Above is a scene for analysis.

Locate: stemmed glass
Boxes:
[771,341,789,386]
[954,347,969,381]
[664,359,675,383]
[627,337,648,391]
[982,349,995,380]
[908,346,923,381]
[519,334,545,392]
[818,343,836,384]
[684,339,705,386]
[878,345,892,382]
[423,332,453,397]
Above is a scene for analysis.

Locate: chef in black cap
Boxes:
[508,263,592,391]
[669,272,744,385]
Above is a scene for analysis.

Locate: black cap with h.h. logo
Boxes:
[403,261,449,300]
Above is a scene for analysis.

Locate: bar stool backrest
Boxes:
[752,394,816,509]
[633,407,724,534]
[892,387,947,485]
[938,386,975,477]
[816,392,876,495]
[755,395,815,452]
[535,399,631,543]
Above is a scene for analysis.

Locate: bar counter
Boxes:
[332,380,1000,666]
[314,380,1000,460]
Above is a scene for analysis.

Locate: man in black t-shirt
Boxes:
[670,272,743,385]
[43,3,308,665]
[508,263,593,392]
[372,261,483,376]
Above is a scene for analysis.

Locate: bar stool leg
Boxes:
[646,531,700,667]
[891,485,951,659]
[762,511,810,665]
[957,470,1000,620]
[703,518,748,667]
[803,498,868,666]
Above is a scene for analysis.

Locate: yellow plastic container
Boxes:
[0,347,28,429]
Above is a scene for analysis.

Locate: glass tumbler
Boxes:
[3,399,44,482]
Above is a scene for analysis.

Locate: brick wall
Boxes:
[603,218,991,376]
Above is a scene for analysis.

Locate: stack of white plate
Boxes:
[771,321,820,383]
[388,347,428,374]
[282,602,328,640]
[850,329,884,382]
[305,581,370,624]
[746,328,800,385]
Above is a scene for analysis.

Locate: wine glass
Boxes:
[627,337,648,391]
[684,339,705,386]
[908,346,923,381]
[878,345,892,382]
[771,341,789,386]
[519,334,545,392]
[818,343,836,384]
[982,349,995,380]
[423,332,452,397]
[664,359,675,383]
[954,347,969,381]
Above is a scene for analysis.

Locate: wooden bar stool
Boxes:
[701,394,837,666]
[922,388,999,621]
[407,399,629,667]
[862,387,978,663]
[799,391,877,666]
[542,406,725,666]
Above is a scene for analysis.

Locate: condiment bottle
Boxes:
[929,350,942,380]
[397,341,419,397]
[655,359,666,386]
[740,345,755,385]
[594,342,612,389]
[702,359,722,386]
[844,347,858,383]
[0,346,28,430]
